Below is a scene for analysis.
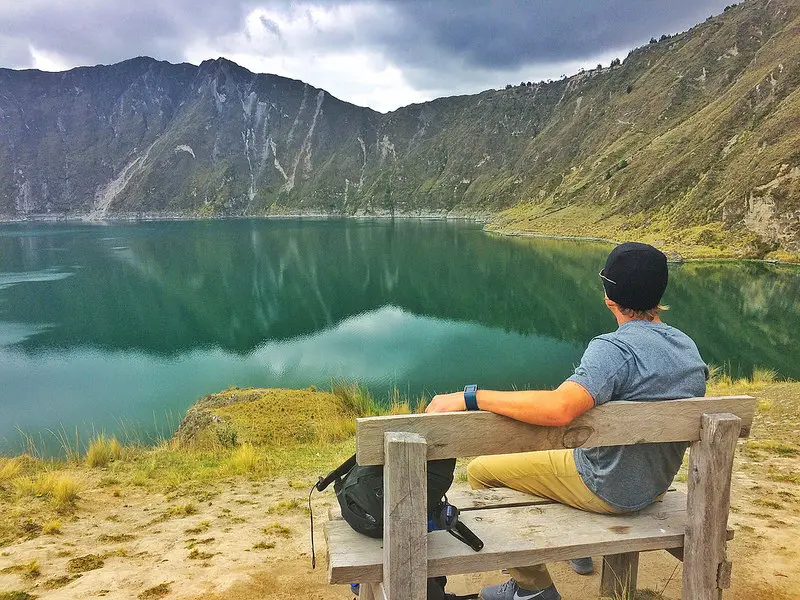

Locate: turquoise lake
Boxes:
[1,219,799,455]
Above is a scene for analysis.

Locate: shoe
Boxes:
[569,557,594,575]
[479,578,561,600]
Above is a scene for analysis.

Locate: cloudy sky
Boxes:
[1,0,733,112]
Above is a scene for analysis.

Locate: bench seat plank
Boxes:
[326,490,732,584]
[356,396,755,465]
[328,488,555,521]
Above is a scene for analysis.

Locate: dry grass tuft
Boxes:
[13,472,81,510]
[42,520,62,535]
[267,498,303,514]
[225,444,259,475]
[86,435,122,468]
[0,459,23,483]
[185,521,211,535]
[1,559,41,579]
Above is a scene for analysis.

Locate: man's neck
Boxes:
[615,314,661,327]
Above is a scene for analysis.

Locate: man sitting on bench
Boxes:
[426,242,709,600]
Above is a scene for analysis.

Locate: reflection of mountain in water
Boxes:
[1,220,799,379]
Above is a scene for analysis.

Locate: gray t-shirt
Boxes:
[567,320,708,512]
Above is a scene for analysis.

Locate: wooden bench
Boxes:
[324,395,756,600]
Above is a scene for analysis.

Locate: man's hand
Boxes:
[425,391,466,413]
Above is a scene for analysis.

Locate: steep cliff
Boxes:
[0,0,798,256]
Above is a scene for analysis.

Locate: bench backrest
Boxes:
[355,395,756,465]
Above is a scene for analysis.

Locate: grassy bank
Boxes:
[487,205,800,263]
[0,382,424,550]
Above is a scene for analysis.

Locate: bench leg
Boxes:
[683,413,740,600]
[600,552,639,599]
[383,432,428,600]
[358,583,384,600]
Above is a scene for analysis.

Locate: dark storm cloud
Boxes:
[1,0,732,80]
[0,1,255,68]
[371,0,733,70]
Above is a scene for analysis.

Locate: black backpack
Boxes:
[333,457,457,538]
[315,455,479,600]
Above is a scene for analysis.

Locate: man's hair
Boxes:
[618,304,669,321]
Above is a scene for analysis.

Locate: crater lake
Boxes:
[1,218,799,455]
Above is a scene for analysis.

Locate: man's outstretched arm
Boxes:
[425,381,594,427]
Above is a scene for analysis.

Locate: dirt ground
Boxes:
[1,382,798,599]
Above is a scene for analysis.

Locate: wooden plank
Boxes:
[356,396,755,465]
[329,491,700,584]
[329,488,555,521]
[329,487,680,521]
[601,552,639,599]
[683,413,740,600]
[359,583,376,600]
[324,491,732,583]
[449,488,553,511]
[383,432,427,600]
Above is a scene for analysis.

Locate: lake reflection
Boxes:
[1,219,798,454]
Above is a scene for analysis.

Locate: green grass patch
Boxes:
[745,440,798,457]
[262,522,292,537]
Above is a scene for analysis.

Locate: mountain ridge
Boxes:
[1,0,798,258]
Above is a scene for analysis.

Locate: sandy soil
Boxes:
[1,384,798,599]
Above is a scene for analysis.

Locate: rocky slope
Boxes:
[0,0,798,255]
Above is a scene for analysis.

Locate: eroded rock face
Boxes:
[743,167,800,252]
[1,0,799,252]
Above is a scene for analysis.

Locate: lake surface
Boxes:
[1,219,799,455]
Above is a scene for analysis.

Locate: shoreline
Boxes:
[3,211,799,264]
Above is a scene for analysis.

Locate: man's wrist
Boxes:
[463,384,479,411]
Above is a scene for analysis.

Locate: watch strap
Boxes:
[463,384,478,411]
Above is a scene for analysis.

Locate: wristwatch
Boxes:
[463,384,479,411]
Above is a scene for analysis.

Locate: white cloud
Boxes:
[182,6,629,112]
[184,5,431,112]
[28,45,71,72]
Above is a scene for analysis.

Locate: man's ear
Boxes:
[604,296,616,310]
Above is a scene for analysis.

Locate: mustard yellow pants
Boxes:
[467,449,622,591]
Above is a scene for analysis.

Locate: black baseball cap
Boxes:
[600,242,668,310]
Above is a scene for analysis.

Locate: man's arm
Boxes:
[425,381,595,427]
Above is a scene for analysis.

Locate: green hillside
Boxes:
[0,0,797,259]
